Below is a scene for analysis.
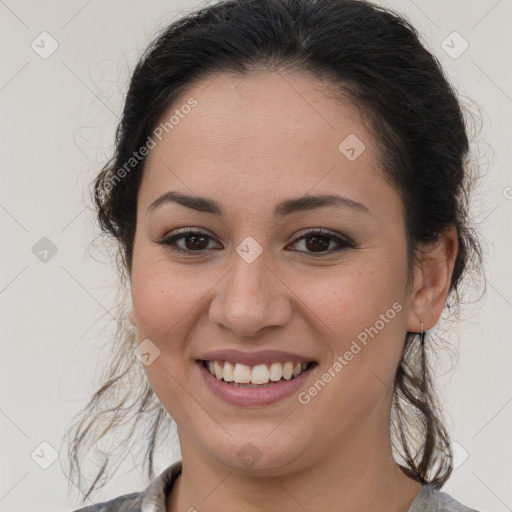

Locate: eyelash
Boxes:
[156,228,355,257]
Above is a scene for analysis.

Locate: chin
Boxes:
[198,428,312,476]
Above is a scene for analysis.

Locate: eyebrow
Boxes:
[146,190,371,218]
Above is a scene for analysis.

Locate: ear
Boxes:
[406,224,458,332]
[129,309,137,327]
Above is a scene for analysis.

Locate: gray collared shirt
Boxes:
[71,461,480,512]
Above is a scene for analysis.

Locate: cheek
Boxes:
[130,258,203,421]
[292,256,407,391]
[131,257,203,341]
[292,257,404,340]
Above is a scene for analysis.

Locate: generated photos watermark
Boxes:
[298,301,403,404]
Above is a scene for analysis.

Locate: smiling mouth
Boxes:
[199,360,318,387]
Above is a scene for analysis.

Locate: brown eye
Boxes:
[303,234,330,252]
[289,229,354,256]
[156,228,354,256]
[180,233,209,251]
[157,229,221,253]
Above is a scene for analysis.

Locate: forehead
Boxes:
[150,69,368,158]
[139,70,397,219]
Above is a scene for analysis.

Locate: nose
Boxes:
[208,250,293,338]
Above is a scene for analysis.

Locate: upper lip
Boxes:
[197,349,316,366]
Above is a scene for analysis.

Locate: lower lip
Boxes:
[197,361,316,406]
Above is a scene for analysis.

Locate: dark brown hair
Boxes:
[64,0,484,502]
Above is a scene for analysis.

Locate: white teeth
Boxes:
[282,362,294,380]
[205,360,311,384]
[223,361,234,382]
[233,363,251,383]
[214,360,223,379]
[251,364,270,384]
[269,362,283,381]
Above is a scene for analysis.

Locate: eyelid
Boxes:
[292,227,354,245]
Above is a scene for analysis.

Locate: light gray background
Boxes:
[1,1,511,511]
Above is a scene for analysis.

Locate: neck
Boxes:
[167,431,422,512]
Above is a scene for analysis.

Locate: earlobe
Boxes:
[406,225,458,332]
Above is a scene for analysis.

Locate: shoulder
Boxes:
[69,460,182,512]
[409,485,480,512]
[70,491,142,512]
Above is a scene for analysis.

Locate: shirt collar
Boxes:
[140,460,182,512]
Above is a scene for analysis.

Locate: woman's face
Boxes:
[129,70,424,474]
